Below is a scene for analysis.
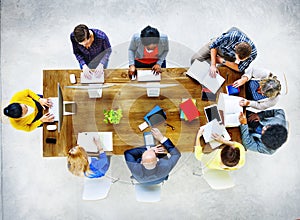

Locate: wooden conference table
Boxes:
[43,66,245,157]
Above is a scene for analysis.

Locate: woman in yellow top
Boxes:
[3,89,54,132]
[194,127,245,170]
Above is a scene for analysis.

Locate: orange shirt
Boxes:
[136,47,159,64]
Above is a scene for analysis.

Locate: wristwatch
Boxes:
[222,58,226,65]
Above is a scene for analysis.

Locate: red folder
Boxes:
[179,98,200,122]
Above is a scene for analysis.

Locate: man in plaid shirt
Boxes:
[70,24,112,79]
[191,27,257,77]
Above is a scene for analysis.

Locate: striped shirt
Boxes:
[70,28,112,68]
[210,28,257,72]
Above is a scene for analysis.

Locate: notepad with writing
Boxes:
[179,98,200,122]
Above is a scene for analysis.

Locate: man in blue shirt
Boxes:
[124,128,181,185]
[70,24,112,79]
[238,109,288,155]
[191,27,257,77]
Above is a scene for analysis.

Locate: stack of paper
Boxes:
[186,60,225,94]
[77,132,113,152]
[201,119,231,149]
[179,98,200,122]
[218,93,243,127]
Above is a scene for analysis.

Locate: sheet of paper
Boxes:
[77,132,113,152]
[186,60,225,93]
[80,72,104,84]
[137,70,161,82]
[202,119,223,143]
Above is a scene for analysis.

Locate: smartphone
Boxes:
[46,137,57,144]
[143,132,155,147]
[204,104,222,123]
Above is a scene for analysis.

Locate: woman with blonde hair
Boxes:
[67,137,109,178]
[232,67,281,110]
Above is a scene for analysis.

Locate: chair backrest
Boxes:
[134,184,162,202]
[82,177,112,200]
[202,168,235,190]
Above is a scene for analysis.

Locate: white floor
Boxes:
[1,1,300,219]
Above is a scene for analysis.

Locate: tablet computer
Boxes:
[204,104,222,124]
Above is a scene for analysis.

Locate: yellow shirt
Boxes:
[194,142,245,170]
[9,89,43,132]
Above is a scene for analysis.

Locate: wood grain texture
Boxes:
[43,67,244,157]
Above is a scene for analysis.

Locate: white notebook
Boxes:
[137,70,161,82]
[218,93,243,127]
[77,132,113,152]
[201,119,231,149]
[186,60,225,94]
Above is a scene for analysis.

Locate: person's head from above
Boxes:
[3,103,28,118]
[73,24,93,48]
[67,146,90,176]
[221,145,240,167]
[141,149,158,170]
[261,124,288,151]
[235,42,252,62]
[259,74,281,98]
[140,25,160,50]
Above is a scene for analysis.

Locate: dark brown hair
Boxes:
[221,146,240,167]
[74,24,90,43]
[235,42,252,60]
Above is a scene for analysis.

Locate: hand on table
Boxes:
[39,98,53,108]
[40,112,55,123]
[152,64,161,75]
[82,64,93,79]
[209,65,219,78]
[93,136,103,151]
[94,63,104,78]
[128,65,137,79]
[151,128,164,142]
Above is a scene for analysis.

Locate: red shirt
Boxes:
[136,47,159,64]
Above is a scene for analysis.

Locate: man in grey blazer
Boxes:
[239,109,288,155]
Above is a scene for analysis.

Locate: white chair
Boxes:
[134,184,162,202]
[82,177,112,200]
[202,168,235,190]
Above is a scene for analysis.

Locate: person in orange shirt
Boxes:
[128,25,169,78]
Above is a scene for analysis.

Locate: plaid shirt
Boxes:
[70,29,112,68]
[210,29,257,72]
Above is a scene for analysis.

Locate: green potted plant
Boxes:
[103,109,123,124]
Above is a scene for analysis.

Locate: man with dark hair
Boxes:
[124,128,181,185]
[128,25,169,78]
[191,27,257,77]
[239,109,288,155]
[70,24,112,79]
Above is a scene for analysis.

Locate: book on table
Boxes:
[179,98,200,122]
[77,132,113,152]
[201,119,231,149]
[218,93,243,127]
[180,98,197,121]
[226,85,240,96]
[186,60,225,94]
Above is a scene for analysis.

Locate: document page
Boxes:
[77,132,113,152]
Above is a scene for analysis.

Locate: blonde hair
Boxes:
[259,73,281,98]
[67,146,91,177]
